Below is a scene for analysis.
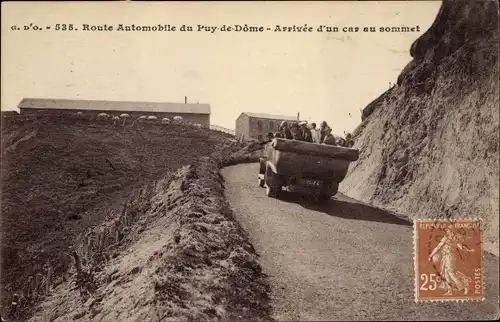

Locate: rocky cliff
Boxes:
[341,0,499,254]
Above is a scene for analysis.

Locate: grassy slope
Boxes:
[0,116,230,307]
[26,144,270,322]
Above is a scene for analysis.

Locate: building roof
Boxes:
[241,112,298,121]
[1,110,18,114]
[18,98,211,114]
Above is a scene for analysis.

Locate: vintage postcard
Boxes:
[1,1,499,321]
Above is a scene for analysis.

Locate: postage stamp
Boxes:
[414,219,484,302]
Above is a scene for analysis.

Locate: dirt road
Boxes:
[222,163,499,321]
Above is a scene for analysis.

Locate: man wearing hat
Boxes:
[345,133,355,147]
[322,128,337,145]
[261,132,275,145]
[299,121,313,142]
[289,122,304,140]
[319,121,331,143]
[279,121,293,139]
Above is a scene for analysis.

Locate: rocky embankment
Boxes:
[15,141,269,322]
[1,116,232,315]
[341,0,499,254]
[1,114,269,321]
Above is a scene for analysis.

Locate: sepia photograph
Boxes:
[1,0,499,321]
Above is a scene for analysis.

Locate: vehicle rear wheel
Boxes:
[329,182,339,197]
[316,194,331,203]
[315,181,335,203]
[265,164,282,198]
[265,185,274,197]
[259,158,266,174]
[265,182,282,198]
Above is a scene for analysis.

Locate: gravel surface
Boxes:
[222,163,499,321]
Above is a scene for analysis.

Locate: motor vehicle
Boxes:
[258,138,359,202]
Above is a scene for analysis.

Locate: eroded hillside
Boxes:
[26,145,270,322]
[0,115,234,314]
[341,0,499,254]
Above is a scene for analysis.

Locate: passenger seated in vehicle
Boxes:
[310,122,321,143]
[322,129,337,145]
[279,121,293,139]
[319,121,331,143]
[262,132,275,145]
[345,133,354,147]
[299,121,313,142]
[336,137,346,147]
[290,122,304,140]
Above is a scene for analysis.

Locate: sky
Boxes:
[1,1,442,134]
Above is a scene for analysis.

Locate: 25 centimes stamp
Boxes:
[414,219,484,302]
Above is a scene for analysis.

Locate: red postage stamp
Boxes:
[414,219,484,302]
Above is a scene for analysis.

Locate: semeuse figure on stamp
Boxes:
[428,227,475,296]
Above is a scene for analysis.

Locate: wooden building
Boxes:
[235,112,299,141]
[1,110,19,118]
[18,98,211,127]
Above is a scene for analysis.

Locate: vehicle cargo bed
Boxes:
[271,138,359,161]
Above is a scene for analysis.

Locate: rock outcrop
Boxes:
[342,0,499,254]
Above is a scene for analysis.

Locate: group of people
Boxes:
[265,120,354,147]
